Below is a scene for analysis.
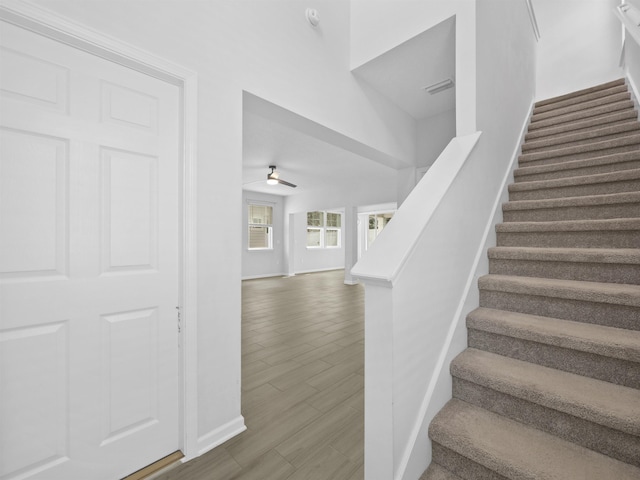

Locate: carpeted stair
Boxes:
[421,78,640,479]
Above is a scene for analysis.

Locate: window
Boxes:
[367,212,393,249]
[307,211,341,248]
[248,204,273,249]
[325,212,341,247]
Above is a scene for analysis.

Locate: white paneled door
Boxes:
[0,21,180,479]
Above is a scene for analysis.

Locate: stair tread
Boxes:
[468,307,640,363]
[528,100,635,131]
[509,168,640,193]
[525,109,640,141]
[430,399,640,480]
[531,92,631,123]
[452,348,640,435]
[478,274,640,307]
[514,150,640,177]
[503,191,640,210]
[522,121,640,152]
[533,84,630,115]
[519,133,640,163]
[420,464,464,480]
[487,246,640,264]
[535,79,626,108]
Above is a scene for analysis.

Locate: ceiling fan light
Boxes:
[267,167,279,185]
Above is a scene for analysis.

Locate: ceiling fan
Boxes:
[266,165,297,188]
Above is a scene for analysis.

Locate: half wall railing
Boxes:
[351,132,483,480]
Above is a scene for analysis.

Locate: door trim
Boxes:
[0,0,200,460]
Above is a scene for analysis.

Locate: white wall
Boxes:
[417,109,456,169]
[242,191,286,279]
[535,0,623,100]
[27,0,419,456]
[396,108,456,204]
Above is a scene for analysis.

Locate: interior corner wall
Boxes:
[476,0,536,153]
[242,191,286,279]
[535,0,623,101]
[416,109,456,169]
[396,109,456,206]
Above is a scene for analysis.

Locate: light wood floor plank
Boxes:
[154,270,364,480]
[275,403,361,467]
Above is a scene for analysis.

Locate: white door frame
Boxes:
[0,0,200,460]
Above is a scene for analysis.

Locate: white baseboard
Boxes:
[196,416,246,456]
[241,272,287,280]
[294,267,344,275]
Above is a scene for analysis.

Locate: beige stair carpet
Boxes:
[422,78,640,479]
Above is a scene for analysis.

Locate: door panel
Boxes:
[0,21,180,480]
[101,148,159,272]
[0,128,68,278]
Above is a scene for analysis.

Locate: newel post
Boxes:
[361,281,395,480]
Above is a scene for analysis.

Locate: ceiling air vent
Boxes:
[422,78,455,95]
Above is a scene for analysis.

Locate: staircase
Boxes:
[422,79,640,479]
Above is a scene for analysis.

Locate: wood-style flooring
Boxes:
[154,270,364,480]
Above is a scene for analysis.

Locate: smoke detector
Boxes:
[306,8,319,27]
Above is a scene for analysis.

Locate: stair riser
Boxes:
[479,291,640,330]
[533,86,630,115]
[528,102,635,131]
[519,142,640,167]
[526,110,639,142]
[535,79,626,108]
[467,329,640,389]
[502,202,640,222]
[452,378,640,468]
[531,93,631,123]
[488,258,640,284]
[508,179,640,201]
[514,159,640,182]
[430,444,506,480]
[497,229,640,249]
[523,128,640,154]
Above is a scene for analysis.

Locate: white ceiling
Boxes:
[242,109,397,197]
[243,16,456,197]
[352,16,456,121]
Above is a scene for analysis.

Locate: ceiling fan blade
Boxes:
[277,178,297,188]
